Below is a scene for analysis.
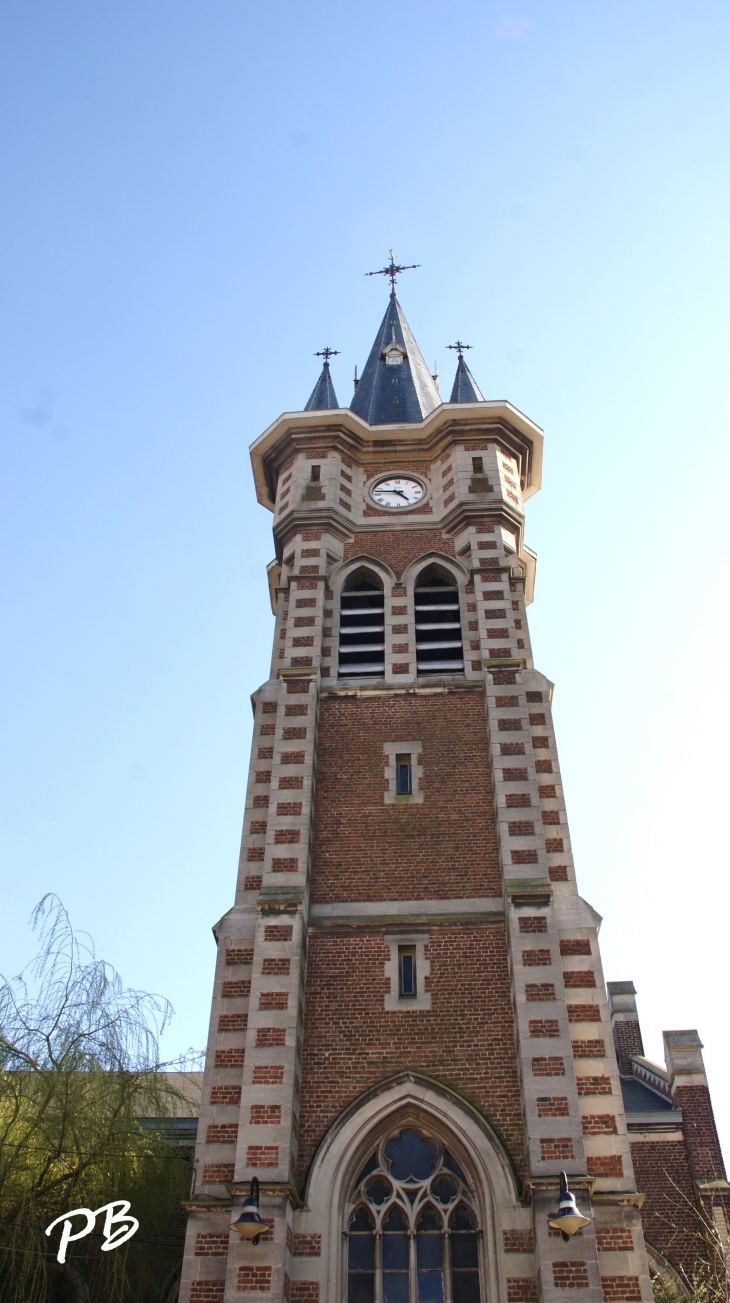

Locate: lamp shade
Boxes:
[230,1177,264,1244]
[547,1172,593,1242]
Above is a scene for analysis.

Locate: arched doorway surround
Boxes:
[298,1073,523,1303]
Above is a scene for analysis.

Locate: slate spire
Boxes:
[304,359,339,411]
[350,294,441,425]
[449,352,485,403]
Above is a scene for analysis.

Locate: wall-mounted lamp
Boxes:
[230,1177,264,1244]
[547,1172,592,1242]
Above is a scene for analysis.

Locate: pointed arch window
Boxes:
[414,565,464,675]
[346,1127,482,1303]
[338,569,385,678]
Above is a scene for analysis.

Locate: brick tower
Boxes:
[179,288,728,1303]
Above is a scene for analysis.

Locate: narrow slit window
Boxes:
[395,755,412,795]
[310,464,321,482]
[399,947,417,998]
[471,457,484,474]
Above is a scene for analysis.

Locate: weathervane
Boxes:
[365,249,420,295]
[447,340,472,357]
[314,347,339,362]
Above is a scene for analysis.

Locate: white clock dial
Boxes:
[372,477,425,509]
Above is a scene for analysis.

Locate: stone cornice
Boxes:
[249,402,544,511]
[181,1197,232,1213]
[227,1182,304,1209]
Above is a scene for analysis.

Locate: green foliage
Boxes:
[0,896,201,1302]
[651,1175,730,1303]
[652,1261,730,1303]
[652,1277,683,1303]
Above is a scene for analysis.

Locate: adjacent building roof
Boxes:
[620,1076,676,1113]
[350,294,441,426]
[449,353,485,403]
[304,360,339,411]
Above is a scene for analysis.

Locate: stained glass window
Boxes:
[451,1204,481,1303]
[348,1206,375,1303]
[347,1127,481,1303]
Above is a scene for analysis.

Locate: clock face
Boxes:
[372,477,425,509]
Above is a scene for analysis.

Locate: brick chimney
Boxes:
[607,980,644,1075]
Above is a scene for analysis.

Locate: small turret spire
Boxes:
[304,348,340,410]
[447,342,484,403]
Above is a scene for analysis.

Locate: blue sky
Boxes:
[1,1,729,1151]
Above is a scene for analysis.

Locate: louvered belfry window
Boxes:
[346,1127,482,1303]
[414,565,464,675]
[338,569,385,678]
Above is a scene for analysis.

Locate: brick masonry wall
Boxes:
[552,1261,589,1288]
[507,1279,539,1301]
[600,1277,642,1300]
[298,925,526,1181]
[671,1085,727,1181]
[613,1019,644,1075]
[195,1232,229,1257]
[630,1139,699,1275]
[504,1230,535,1253]
[595,1228,633,1252]
[237,1264,273,1291]
[342,529,455,579]
[190,1283,225,1302]
[311,689,501,901]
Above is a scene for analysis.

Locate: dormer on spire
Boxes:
[382,326,407,367]
[350,296,441,425]
[304,348,340,410]
[448,347,485,403]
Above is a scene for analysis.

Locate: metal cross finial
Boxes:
[315,347,340,363]
[365,249,420,295]
[447,340,472,357]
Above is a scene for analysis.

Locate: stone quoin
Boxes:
[179,285,729,1303]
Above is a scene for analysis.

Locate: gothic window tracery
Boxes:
[346,1127,481,1303]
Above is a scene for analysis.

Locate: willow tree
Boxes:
[0,896,200,1303]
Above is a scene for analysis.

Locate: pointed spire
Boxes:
[449,352,485,403]
[304,358,340,410]
[350,295,440,425]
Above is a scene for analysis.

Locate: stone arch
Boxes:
[644,1242,690,1299]
[406,557,468,676]
[330,555,396,600]
[297,1073,521,1303]
[331,559,392,680]
[400,552,468,593]
[343,565,384,593]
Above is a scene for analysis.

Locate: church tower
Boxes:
[179,276,728,1303]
